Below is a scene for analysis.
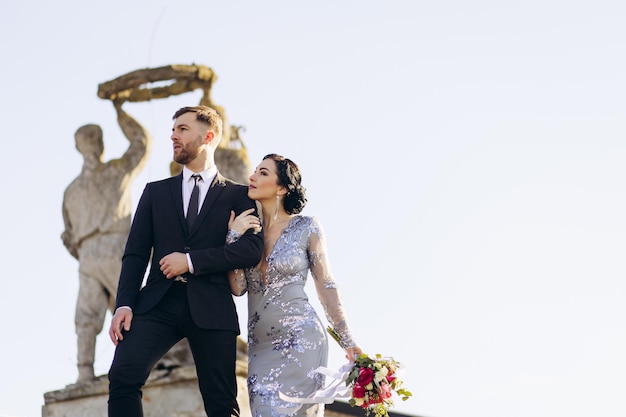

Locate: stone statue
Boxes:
[61,99,151,382]
[48,63,256,415]
[62,64,252,384]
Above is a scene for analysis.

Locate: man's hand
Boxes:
[159,252,189,278]
[109,308,133,345]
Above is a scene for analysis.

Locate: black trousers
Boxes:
[107,282,240,417]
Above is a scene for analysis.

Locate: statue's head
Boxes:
[75,124,104,159]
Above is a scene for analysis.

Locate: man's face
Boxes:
[171,112,207,165]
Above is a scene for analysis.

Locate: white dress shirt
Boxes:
[182,165,217,217]
[182,166,217,274]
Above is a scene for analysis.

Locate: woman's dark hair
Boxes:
[263,153,307,214]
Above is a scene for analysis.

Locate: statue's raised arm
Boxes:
[112,99,151,175]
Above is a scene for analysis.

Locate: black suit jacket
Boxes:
[114,172,263,333]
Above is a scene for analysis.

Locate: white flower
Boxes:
[375,366,389,382]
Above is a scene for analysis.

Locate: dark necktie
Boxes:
[187,174,202,228]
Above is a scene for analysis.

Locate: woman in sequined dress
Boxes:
[226,153,363,417]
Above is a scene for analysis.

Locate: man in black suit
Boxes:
[107,105,263,417]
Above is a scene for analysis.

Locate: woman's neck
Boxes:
[260,202,291,228]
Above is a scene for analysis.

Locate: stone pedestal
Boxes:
[42,360,251,417]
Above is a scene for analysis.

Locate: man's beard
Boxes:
[174,143,201,165]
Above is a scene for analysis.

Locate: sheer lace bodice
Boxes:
[233,215,356,416]
[245,215,355,348]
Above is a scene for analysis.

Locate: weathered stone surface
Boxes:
[61,101,152,383]
[97,64,216,104]
[42,360,251,417]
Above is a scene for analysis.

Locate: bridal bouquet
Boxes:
[327,327,412,417]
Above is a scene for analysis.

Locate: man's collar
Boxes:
[182,165,218,182]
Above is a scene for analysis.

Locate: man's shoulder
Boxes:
[216,173,248,189]
[148,175,180,186]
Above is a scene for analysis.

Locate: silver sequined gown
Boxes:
[237,215,356,417]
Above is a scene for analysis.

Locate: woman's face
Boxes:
[248,158,282,201]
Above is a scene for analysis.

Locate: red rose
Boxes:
[386,374,396,383]
[369,396,382,405]
[352,383,366,399]
[357,367,374,385]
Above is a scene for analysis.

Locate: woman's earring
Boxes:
[274,194,280,220]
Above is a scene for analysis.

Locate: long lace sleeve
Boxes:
[226,230,248,296]
[308,218,356,349]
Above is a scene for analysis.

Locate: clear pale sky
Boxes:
[1,1,625,417]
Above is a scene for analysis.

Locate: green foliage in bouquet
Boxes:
[327,327,413,417]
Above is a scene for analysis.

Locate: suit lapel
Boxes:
[169,173,187,232]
